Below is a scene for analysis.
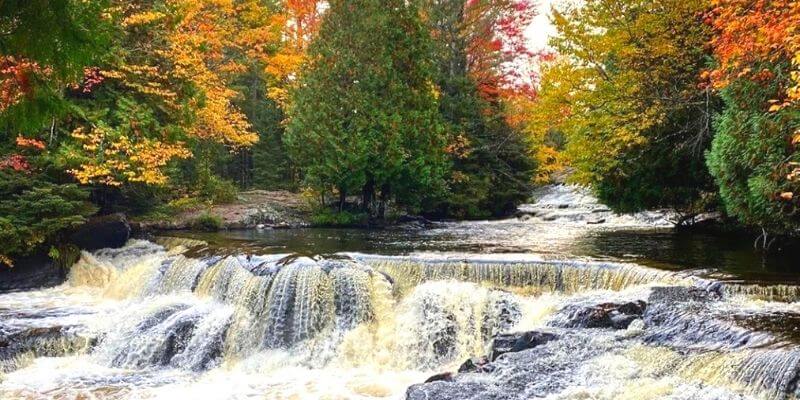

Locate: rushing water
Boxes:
[2,185,800,399]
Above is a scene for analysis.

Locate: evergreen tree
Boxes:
[705,0,800,237]
[286,0,448,216]
[425,0,535,218]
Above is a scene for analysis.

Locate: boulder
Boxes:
[424,372,454,383]
[490,331,557,361]
[0,252,65,293]
[559,301,646,330]
[648,286,721,304]
[457,356,494,373]
[70,213,131,251]
[0,324,96,366]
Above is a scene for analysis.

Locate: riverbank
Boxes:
[132,190,313,231]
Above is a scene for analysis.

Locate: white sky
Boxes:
[526,0,558,52]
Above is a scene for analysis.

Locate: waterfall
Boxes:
[4,240,800,399]
[354,254,687,295]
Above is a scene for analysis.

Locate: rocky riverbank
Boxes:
[133,190,313,231]
[0,213,133,293]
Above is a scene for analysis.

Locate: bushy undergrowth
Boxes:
[191,212,223,231]
[310,209,368,227]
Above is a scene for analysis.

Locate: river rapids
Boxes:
[2,185,800,399]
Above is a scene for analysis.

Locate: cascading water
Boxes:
[3,186,800,399]
[2,240,800,400]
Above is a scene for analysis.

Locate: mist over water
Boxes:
[2,185,800,399]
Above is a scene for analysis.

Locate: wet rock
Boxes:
[397,215,433,225]
[586,218,606,225]
[643,286,762,350]
[160,318,197,366]
[648,286,721,305]
[491,331,557,360]
[557,204,570,209]
[558,301,646,330]
[481,292,522,340]
[424,372,455,383]
[0,251,65,293]
[432,316,458,360]
[407,333,614,400]
[514,210,537,219]
[70,213,131,251]
[458,356,494,373]
[406,381,502,400]
[0,324,95,366]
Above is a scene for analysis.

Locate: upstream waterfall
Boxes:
[2,236,800,399]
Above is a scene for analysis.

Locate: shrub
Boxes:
[0,170,97,266]
[706,77,800,235]
[310,209,368,227]
[191,212,223,231]
[198,175,238,205]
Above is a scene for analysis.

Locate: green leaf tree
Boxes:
[534,0,719,216]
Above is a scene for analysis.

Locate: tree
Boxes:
[62,0,281,189]
[286,0,448,216]
[705,0,800,236]
[531,0,718,215]
[424,0,537,218]
[248,0,326,191]
[265,0,325,104]
[0,0,111,128]
[0,0,109,265]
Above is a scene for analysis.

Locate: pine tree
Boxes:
[286,0,448,216]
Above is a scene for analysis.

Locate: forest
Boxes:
[1,0,799,266]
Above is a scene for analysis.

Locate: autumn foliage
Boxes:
[0,56,52,113]
[464,0,537,100]
[704,0,800,234]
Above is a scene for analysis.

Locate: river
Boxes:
[1,185,799,399]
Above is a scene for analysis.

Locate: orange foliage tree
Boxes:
[266,0,325,104]
[66,0,284,187]
[464,0,537,100]
[708,0,800,177]
[706,0,800,233]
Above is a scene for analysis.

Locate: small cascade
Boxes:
[516,184,673,226]
[97,299,234,371]
[262,259,334,349]
[390,281,522,369]
[355,254,686,296]
[722,283,800,303]
[55,243,548,376]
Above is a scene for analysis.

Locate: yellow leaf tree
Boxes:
[66,0,284,187]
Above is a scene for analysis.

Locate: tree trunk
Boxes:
[338,188,347,212]
[378,184,390,220]
[362,177,375,214]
